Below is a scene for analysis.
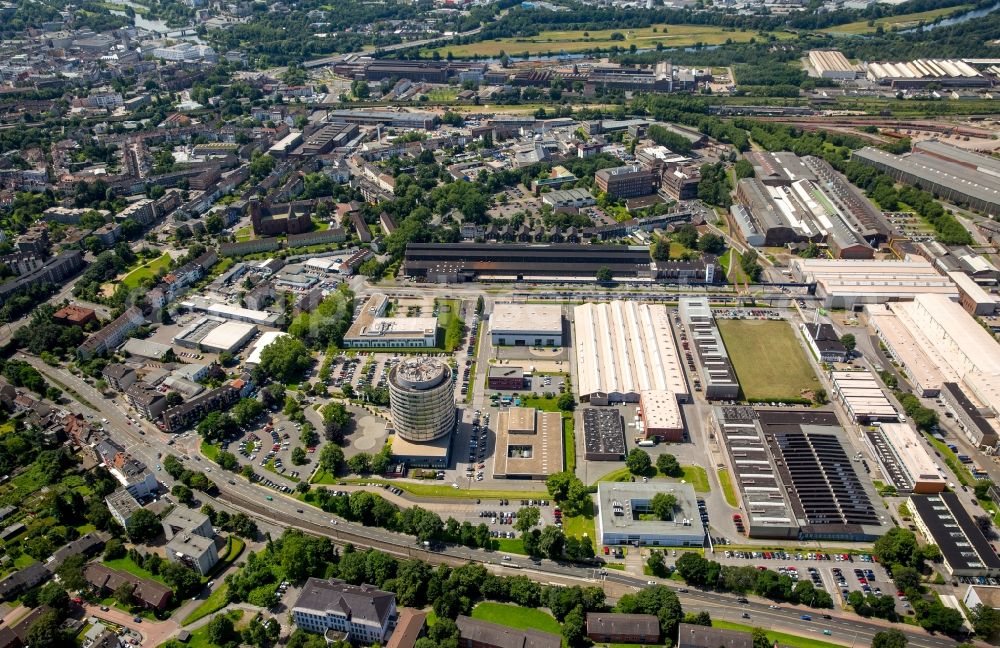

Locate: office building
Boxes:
[292,578,397,643]
[388,358,455,443]
[597,482,705,546]
[487,366,525,391]
[595,165,661,199]
[492,407,563,480]
[343,294,437,349]
[800,323,849,363]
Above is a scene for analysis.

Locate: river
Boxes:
[900,0,1000,32]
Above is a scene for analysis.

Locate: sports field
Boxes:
[425,24,794,58]
[716,319,820,402]
[822,4,970,34]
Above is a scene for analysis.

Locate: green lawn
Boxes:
[716,319,820,402]
[711,620,844,648]
[182,584,230,625]
[162,610,244,648]
[563,417,575,473]
[122,253,172,289]
[593,465,710,492]
[200,441,219,462]
[104,556,169,587]
[562,498,596,542]
[471,603,562,636]
[718,468,739,508]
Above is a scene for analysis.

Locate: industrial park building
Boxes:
[489,303,563,347]
[678,297,739,400]
[865,59,988,89]
[402,243,652,283]
[807,50,860,79]
[863,422,945,494]
[909,492,1000,577]
[790,258,958,308]
[574,301,688,405]
[853,141,1000,218]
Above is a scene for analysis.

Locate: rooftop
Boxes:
[493,407,563,479]
[293,578,395,626]
[490,303,563,335]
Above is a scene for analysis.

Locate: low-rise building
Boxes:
[292,578,397,643]
[582,409,626,461]
[597,482,705,546]
[456,616,561,648]
[586,614,659,644]
[490,304,563,347]
[487,366,525,391]
[800,323,849,363]
[105,488,143,529]
[911,492,1000,577]
[84,564,172,610]
[638,389,684,442]
[343,294,437,349]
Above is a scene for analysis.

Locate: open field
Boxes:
[471,603,562,635]
[121,252,172,289]
[822,4,971,34]
[426,24,794,58]
[717,319,820,402]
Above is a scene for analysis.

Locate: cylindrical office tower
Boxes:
[388,358,455,442]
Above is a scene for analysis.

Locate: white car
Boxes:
[330,519,338,525]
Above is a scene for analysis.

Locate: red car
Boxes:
[603,546,610,555]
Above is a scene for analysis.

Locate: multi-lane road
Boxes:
[20,355,965,648]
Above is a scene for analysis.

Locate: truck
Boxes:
[637,440,656,447]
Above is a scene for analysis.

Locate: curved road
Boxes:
[24,357,963,648]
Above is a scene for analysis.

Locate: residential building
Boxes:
[163,509,218,576]
[456,616,561,648]
[102,364,137,391]
[676,623,752,648]
[125,382,168,421]
[105,488,142,529]
[53,304,97,327]
[84,564,172,610]
[386,609,428,648]
[586,614,659,644]
[161,384,239,432]
[77,306,146,360]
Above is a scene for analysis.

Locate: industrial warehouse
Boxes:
[853,140,1000,218]
[402,242,652,283]
[868,293,1000,417]
[733,152,887,258]
[678,297,739,400]
[573,301,688,405]
[492,406,563,480]
[862,422,945,494]
[865,59,989,88]
[714,407,886,541]
[790,257,958,308]
[582,409,626,461]
[489,303,564,347]
[807,49,861,79]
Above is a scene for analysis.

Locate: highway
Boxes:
[21,357,963,648]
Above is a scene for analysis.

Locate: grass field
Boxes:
[162,610,245,648]
[716,319,820,402]
[593,465,710,492]
[822,4,971,34]
[122,253,172,289]
[471,603,562,635]
[182,584,229,625]
[426,24,793,58]
[718,468,739,508]
[711,620,844,648]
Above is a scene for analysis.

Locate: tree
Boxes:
[162,562,202,599]
[232,398,265,426]
[321,402,352,443]
[751,628,772,648]
[675,224,699,249]
[115,581,135,607]
[647,550,668,577]
[734,159,755,179]
[172,483,194,505]
[104,538,126,560]
[539,525,565,560]
[971,603,1000,640]
[840,333,856,352]
[891,564,921,592]
[347,452,372,474]
[291,447,307,465]
[656,453,682,477]
[596,266,613,283]
[320,444,344,474]
[207,614,239,648]
[872,628,908,648]
[557,393,575,411]
[650,493,677,520]
[127,508,160,544]
[24,610,68,648]
[697,233,726,254]
[259,336,312,383]
[216,451,238,471]
[514,506,540,533]
[625,448,652,475]
[562,605,586,647]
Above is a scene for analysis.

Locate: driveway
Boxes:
[81,604,177,647]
